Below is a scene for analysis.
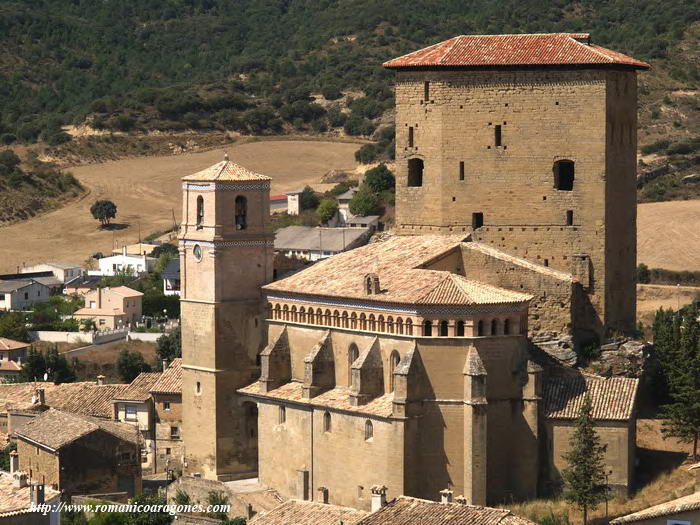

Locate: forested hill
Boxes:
[0,0,698,148]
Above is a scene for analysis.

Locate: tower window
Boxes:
[389,351,400,392]
[424,81,430,102]
[477,320,484,336]
[554,160,575,191]
[407,158,423,187]
[472,212,484,229]
[279,405,286,424]
[459,161,465,181]
[196,196,204,229]
[323,411,332,432]
[423,320,432,337]
[364,420,374,441]
[566,210,574,226]
[196,382,201,395]
[408,126,414,148]
[494,125,502,147]
[235,196,247,230]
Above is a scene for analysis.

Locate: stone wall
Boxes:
[153,393,183,474]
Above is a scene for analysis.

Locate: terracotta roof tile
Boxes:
[239,381,394,418]
[183,159,271,182]
[250,499,368,525]
[264,235,529,309]
[611,491,700,524]
[115,372,161,401]
[359,496,536,525]
[544,372,639,421]
[150,358,182,395]
[383,33,650,70]
[0,361,21,372]
[0,339,29,352]
[0,472,59,515]
[109,286,143,298]
[73,307,124,316]
[15,408,138,450]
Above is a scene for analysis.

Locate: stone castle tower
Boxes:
[179,157,274,480]
[384,33,649,336]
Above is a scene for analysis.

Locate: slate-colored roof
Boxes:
[265,235,530,309]
[150,359,182,395]
[0,471,59,515]
[544,372,639,421]
[161,258,180,281]
[359,496,536,525]
[0,280,34,293]
[64,274,102,289]
[0,338,29,351]
[611,492,700,524]
[15,408,139,450]
[32,276,63,288]
[250,499,368,525]
[183,159,271,182]
[383,33,650,70]
[239,381,394,418]
[274,226,369,253]
[114,372,161,401]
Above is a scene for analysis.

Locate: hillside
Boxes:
[0,1,698,172]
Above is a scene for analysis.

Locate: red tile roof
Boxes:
[383,33,650,70]
[0,338,29,352]
[114,372,161,401]
[183,159,271,182]
[150,358,182,395]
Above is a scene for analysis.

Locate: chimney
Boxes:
[162,360,168,371]
[245,503,254,520]
[455,495,468,505]
[9,450,19,473]
[96,375,105,386]
[317,486,329,504]
[370,485,387,512]
[37,389,45,406]
[122,245,127,257]
[440,489,453,504]
[12,472,27,488]
[30,483,45,505]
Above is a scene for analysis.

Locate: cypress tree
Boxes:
[561,394,608,525]
[661,305,700,457]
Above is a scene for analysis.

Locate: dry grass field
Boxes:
[0,139,358,273]
[637,199,700,272]
[637,283,700,326]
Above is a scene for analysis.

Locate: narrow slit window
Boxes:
[566,210,574,226]
[459,161,465,181]
[424,81,430,102]
[408,126,414,148]
[494,125,502,147]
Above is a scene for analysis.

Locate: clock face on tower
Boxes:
[193,244,202,261]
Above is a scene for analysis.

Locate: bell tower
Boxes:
[180,154,273,481]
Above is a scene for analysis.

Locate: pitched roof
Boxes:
[274,226,369,253]
[611,491,700,524]
[250,499,368,525]
[0,338,29,351]
[383,33,650,70]
[14,408,138,450]
[0,361,21,373]
[182,158,271,182]
[239,381,394,418]
[0,382,127,418]
[265,235,531,309]
[462,243,573,282]
[150,359,182,395]
[544,372,639,421]
[359,496,536,525]
[64,274,102,289]
[73,307,125,316]
[0,280,35,293]
[161,258,180,280]
[114,372,161,401]
[109,286,143,297]
[0,471,59,515]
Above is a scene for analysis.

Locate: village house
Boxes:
[0,279,51,311]
[14,408,142,497]
[20,263,84,284]
[0,339,29,382]
[162,258,181,296]
[112,372,161,474]
[149,358,183,474]
[274,225,372,262]
[63,275,102,296]
[612,492,700,525]
[95,247,155,277]
[0,469,60,525]
[269,194,288,213]
[111,242,161,257]
[285,189,302,216]
[72,285,143,330]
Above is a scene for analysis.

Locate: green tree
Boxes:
[150,243,179,259]
[561,395,608,525]
[636,263,651,284]
[316,199,338,224]
[0,311,29,342]
[299,186,319,210]
[0,442,17,471]
[348,184,379,217]
[90,199,117,227]
[19,346,75,383]
[117,349,151,382]
[156,327,181,363]
[364,164,395,193]
[661,305,700,457]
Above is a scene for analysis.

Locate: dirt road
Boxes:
[0,140,358,272]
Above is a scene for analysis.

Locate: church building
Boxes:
[180,33,648,510]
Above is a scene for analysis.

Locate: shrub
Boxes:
[355,144,379,163]
[316,198,339,223]
[299,185,319,210]
[349,183,379,216]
